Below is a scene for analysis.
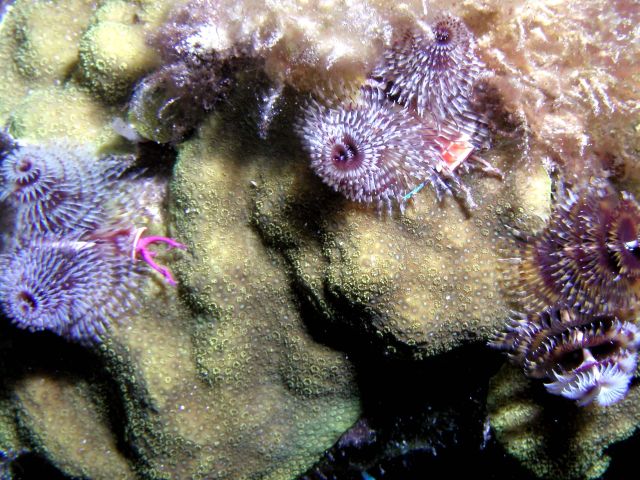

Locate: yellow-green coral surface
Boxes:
[0,0,639,479]
[488,364,640,480]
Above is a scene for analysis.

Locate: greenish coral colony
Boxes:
[0,0,639,479]
[488,364,640,479]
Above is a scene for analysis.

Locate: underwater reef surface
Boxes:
[0,0,638,479]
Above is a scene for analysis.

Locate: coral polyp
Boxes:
[489,306,640,406]
[298,87,437,212]
[372,13,490,147]
[0,141,130,236]
[0,235,139,345]
[510,180,640,315]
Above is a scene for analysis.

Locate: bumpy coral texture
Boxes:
[508,180,640,315]
[78,15,159,103]
[0,236,138,345]
[490,306,640,406]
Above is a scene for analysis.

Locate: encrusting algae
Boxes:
[0,0,639,479]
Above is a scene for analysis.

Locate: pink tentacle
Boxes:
[132,227,187,285]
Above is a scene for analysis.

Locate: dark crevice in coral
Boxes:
[319,283,419,359]
[96,339,188,480]
[213,79,305,165]
[130,37,268,143]
[7,452,68,480]
[254,221,422,361]
[605,427,640,480]
[133,141,178,179]
[299,344,537,479]
[471,81,523,143]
